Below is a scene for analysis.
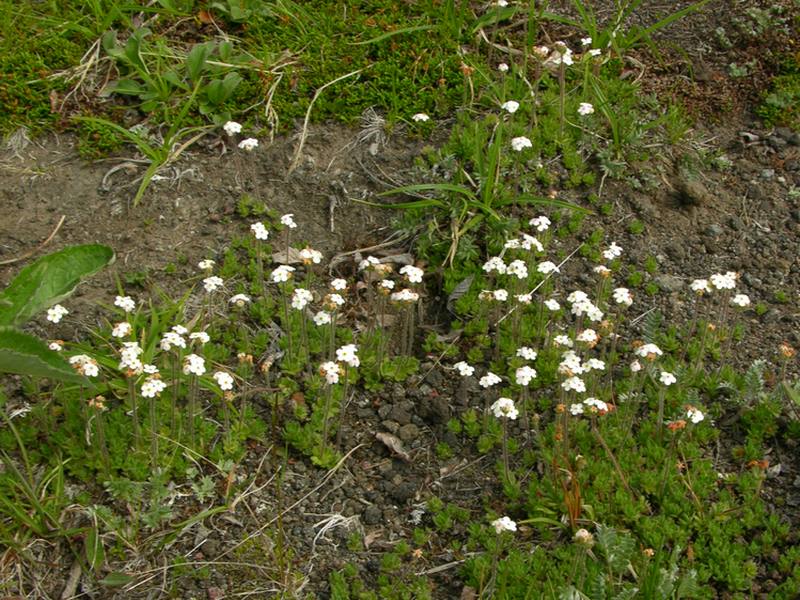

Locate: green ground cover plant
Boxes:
[1,0,799,598]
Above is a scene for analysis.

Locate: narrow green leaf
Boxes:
[0,327,85,382]
[350,24,435,46]
[98,572,134,587]
[0,244,114,327]
[85,527,105,571]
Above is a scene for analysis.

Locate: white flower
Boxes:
[659,371,676,386]
[250,222,269,241]
[589,48,602,57]
[271,265,295,283]
[482,256,507,275]
[141,376,167,398]
[559,351,584,376]
[581,37,592,46]
[119,341,143,373]
[515,365,537,386]
[70,354,99,378]
[379,279,395,291]
[336,344,360,368]
[533,45,550,58]
[359,256,380,271]
[511,136,532,151]
[229,293,251,307]
[517,346,537,361]
[576,329,598,345]
[529,215,551,232]
[298,247,322,265]
[537,261,559,274]
[111,322,132,339]
[635,343,663,360]
[391,288,419,303]
[313,311,331,326]
[567,290,588,304]
[491,397,518,420]
[203,276,224,293]
[320,361,341,384]
[602,242,623,261]
[495,0,509,6]
[479,372,502,388]
[584,397,609,413]
[498,62,509,72]
[280,213,297,229]
[143,364,158,374]
[516,293,533,304]
[331,278,347,291]
[571,299,595,317]
[562,376,586,393]
[710,271,737,290]
[46,304,68,323]
[520,234,544,252]
[569,403,585,416]
[690,279,711,294]
[183,354,206,376]
[578,102,595,116]
[291,288,313,310]
[553,334,573,348]
[454,361,475,377]
[709,271,737,290]
[543,43,574,68]
[412,113,430,122]
[492,516,517,534]
[213,371,234,391]
[189,331,210,345]
[583,358,605,372]
[326,293,346,307]
[613,287,633,306]
[507,260,528,280]
[238,137,259,151]
[500,100,520,114]
[198,259,216,271]
[400,265,425,284]
[492,289,508,302]
[172,325,188,335]
[114,295,137,313]
[49,341,64,352]
[630,360,642,373]
[731,294,750,307]
[686,406,704,424]
[160,331,186,351]
[544,298,561,311]
[594,265,611,277]
[223,121,242,136]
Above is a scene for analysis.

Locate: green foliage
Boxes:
[0,244,113,382]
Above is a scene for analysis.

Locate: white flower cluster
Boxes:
[46,304,69,324]
[491,397,518,420]
[70,354,99,377]
[336,344,360,368]
[183,353,206,376]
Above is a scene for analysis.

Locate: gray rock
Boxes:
[397,423,420,443]
[761,168,775,180]
[377,404,392,419]
[704,223,724,237]
[388,402,413,425]
[363,505,382,525]
[766,136,787,150]
[424,368,444,389]
[389,481,417,503]
[676,177,713,206]
[654,274,685,293]
[785,159,800,172]
[743,273,763,289]
[381,420,400,434]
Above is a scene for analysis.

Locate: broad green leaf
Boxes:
[186,42,213,84]
[0,244,114,327]
[107,79,145,96]
[0,327,85,382]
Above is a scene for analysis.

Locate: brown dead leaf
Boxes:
[375,432,410,461]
